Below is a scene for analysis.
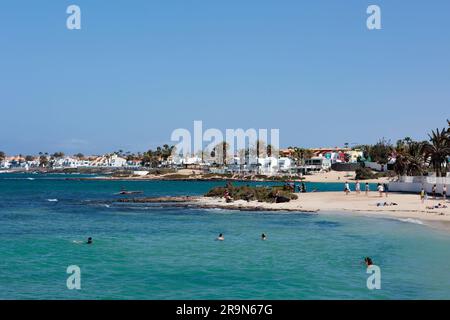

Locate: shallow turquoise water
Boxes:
[0,174,449,299]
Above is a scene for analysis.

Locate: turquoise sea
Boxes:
[0,173,449,299]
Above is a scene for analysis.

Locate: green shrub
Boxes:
[355,167,376,180]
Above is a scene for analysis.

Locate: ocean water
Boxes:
[0,174,449,300]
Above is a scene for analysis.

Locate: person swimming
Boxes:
[86,237,93,244]
[217,233,224,241]
[261,233,267,240]
[364,257,373,266]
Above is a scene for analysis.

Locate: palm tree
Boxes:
[405,142,426,176]
[423,128,450,177]
[267,144,273,157]
[393,153,407,176]
[39,155,49,167]
[291,147,314,166]
[393,140,426,176]
[212,142,229,165]
[142,150,157,167]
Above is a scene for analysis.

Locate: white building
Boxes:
[170,155,203,166]
[256,157,276,175]
[303,157,332,172]
[52,157,92,168]
[90,154,127,167]
[277,157,294,172]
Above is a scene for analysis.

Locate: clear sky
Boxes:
[1,0,449,155]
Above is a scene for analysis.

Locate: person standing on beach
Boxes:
[420,188,426,204]
[344,182,350,195]
[432,184,437,199]
[355,181,361,194]
[377,183,384,197]
[365,182,370,196]
[383,183,389,198]
[443,185,447,201]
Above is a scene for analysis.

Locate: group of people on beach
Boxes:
[344,181,388,197]
[420,184,447,203]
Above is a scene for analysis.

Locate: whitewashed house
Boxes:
[303,157,332,172]
[53,157,80,168]
[277,157,294,172]
[170,155,203,166]
[257,156,279,175]
[90,154,127,167]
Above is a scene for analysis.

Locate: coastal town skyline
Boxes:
[1,1,450,155]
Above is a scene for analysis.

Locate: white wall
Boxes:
[389,176,450,193]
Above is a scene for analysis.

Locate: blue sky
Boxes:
[0,0,449,155]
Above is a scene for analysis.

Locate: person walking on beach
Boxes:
[420,188,426,204]
[365,182,370,196]
[383,183,389,198]
[443,185,447,201]
[432,184,437,199]
[377,183,384,197]
[355,180,361,194]
[344,182,351,195]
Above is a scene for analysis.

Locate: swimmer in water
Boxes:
[87,237,93,244]
[217,233,224,241]
[261,233,267,240]
[364,257,373,266]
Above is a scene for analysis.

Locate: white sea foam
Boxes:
[397,218,424,225]
[47,199,58,202]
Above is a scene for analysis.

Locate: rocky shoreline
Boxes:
[115,195,318,212]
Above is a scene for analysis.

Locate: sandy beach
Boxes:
[300,170,390,183]
[194,192,450,230]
